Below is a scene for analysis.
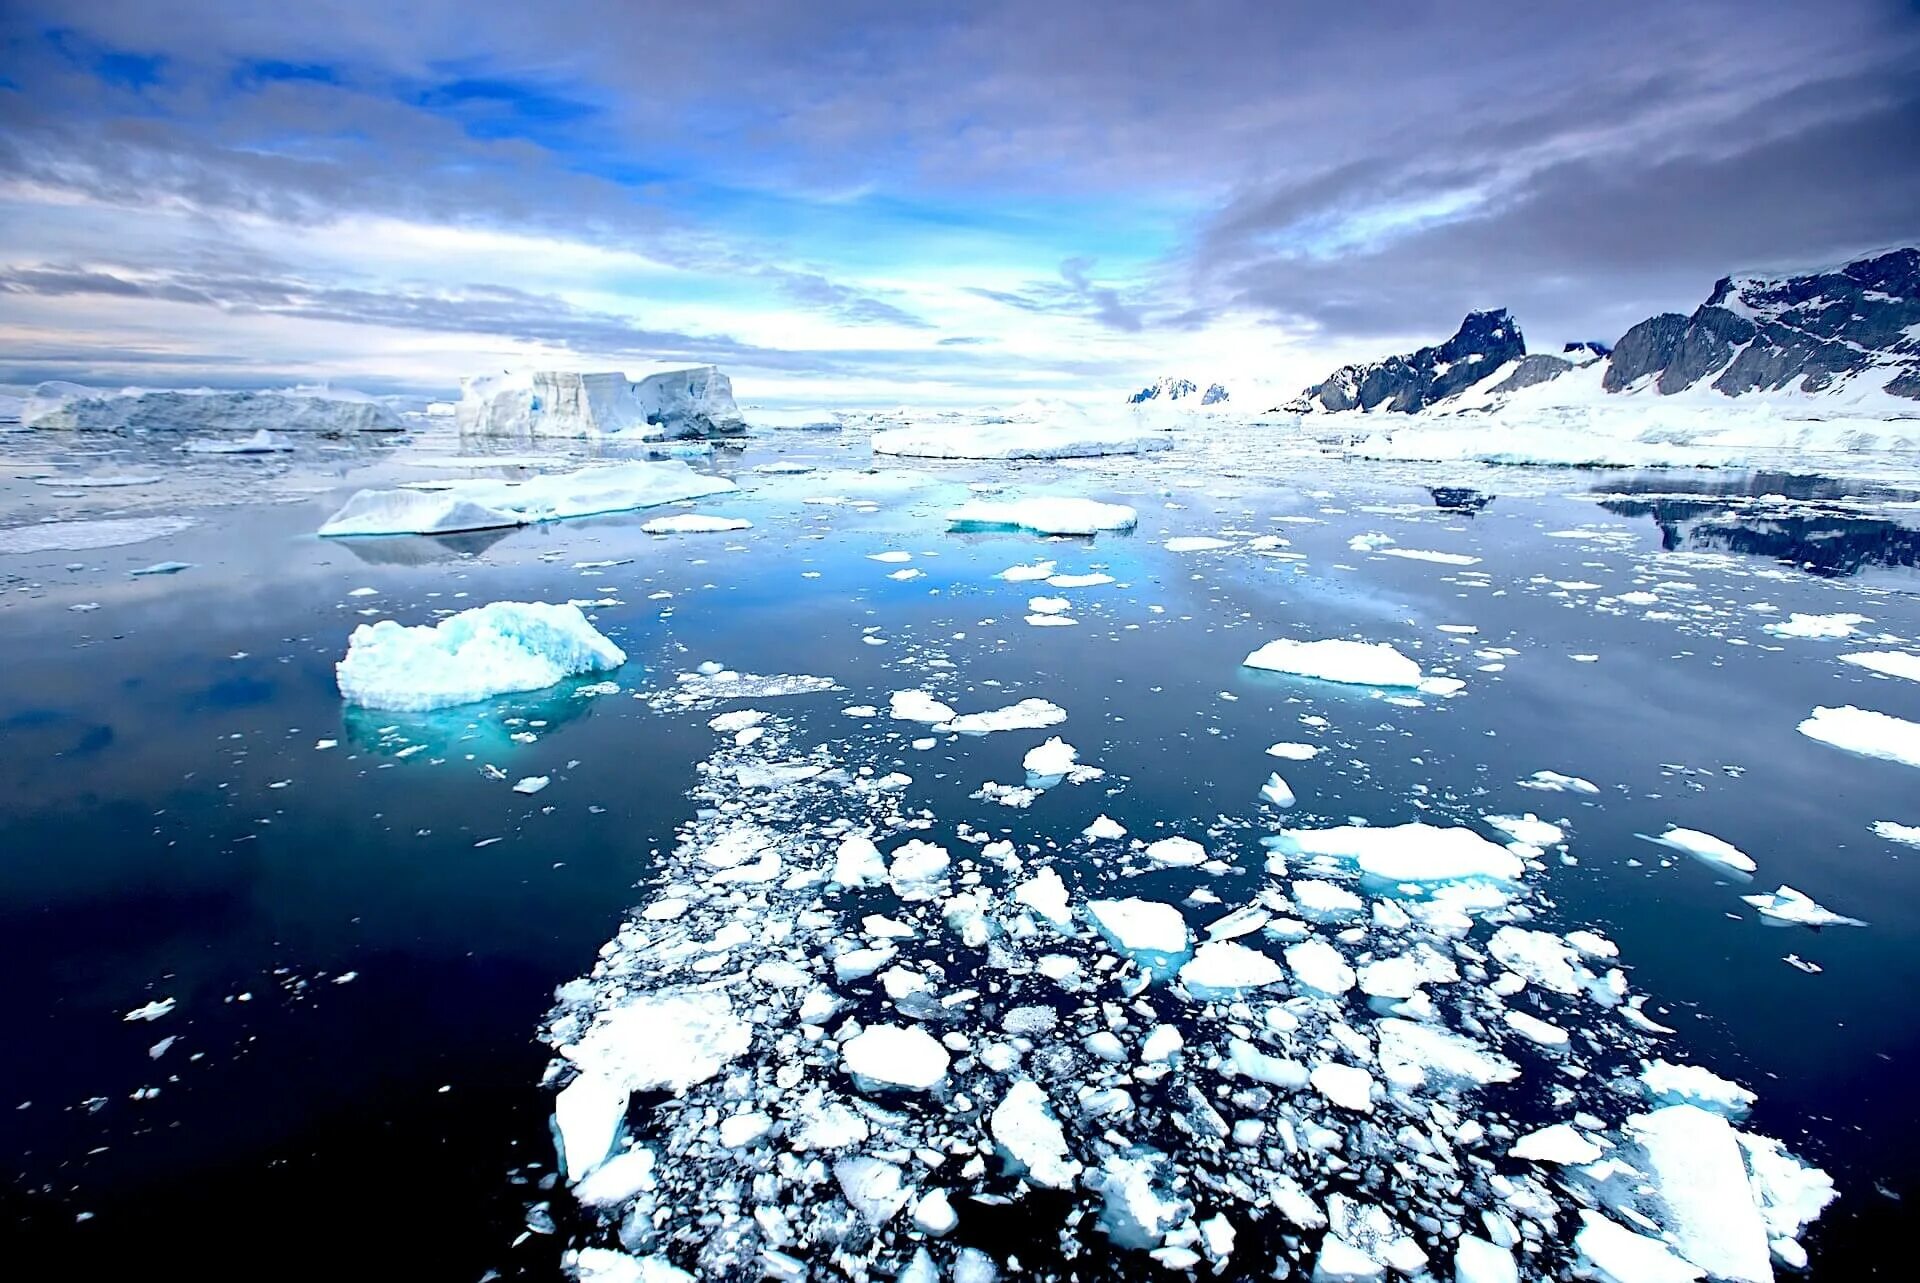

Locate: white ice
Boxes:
[335,601,625,712]
[841,1024,951,1092]
[1649,826,1757,873]
[1797,705,1920,768]
[1242,637,1424,688]
[640,514,752,534]
[1270,822,1524,883]
[319,461,736,536]
[1739,885,1866,928]
[945,496,1139,535]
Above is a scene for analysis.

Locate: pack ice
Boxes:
[319,461,737,536]
[455,368,745,440]
[336,602,626,711]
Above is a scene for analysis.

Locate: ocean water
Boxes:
[1,424,1915,1279]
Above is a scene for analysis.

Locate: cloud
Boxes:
[0,0,1915,394]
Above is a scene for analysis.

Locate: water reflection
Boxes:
[1594,473,1920,580]
[332,528,515,566]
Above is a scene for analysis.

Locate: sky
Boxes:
[1,1,1917,407]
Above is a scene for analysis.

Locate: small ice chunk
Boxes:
[1764,612,1869,639]
[1452,1234,1517,1283]
[1144,836,1207,867]
[1088,898,1190,954]
[1266,741,1321,760]
[1739,885,1866,928]
[1310,1062,1375,1112]
[1520,769,1600,795]
[1640,1060,1757,1116]
[1285,938,1355,994]
[835,1155,910,1225]
[941,698,1067,735]
[890,689,958,723]
[1013,867,1073,927]
[513,775,550,795]
[1509,1122,1601,1164]
[123,998,176,1022]
[841,1024,950,1092]
[1650,826,1757,874]
[1179,941,1285,995]
[912,1188,959,1236]
[1271,822,1523,883]
[1260,772,1297,807]
[639,514,751,534]
[946,496,1139,535]
[1083,814,1128,841]
[990,1079,1083,1189]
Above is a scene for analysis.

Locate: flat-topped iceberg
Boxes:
[319,461,737,536]
[24,384,402,434]
[946,496,1138,536]
[336,601,626,711]
[455,368,745,440]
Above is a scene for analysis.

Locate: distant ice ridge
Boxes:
[318,461,737,536]
[23,383,402,434]
[872,399,1173,460]
[335,601,625,711]
[455,368,745,440]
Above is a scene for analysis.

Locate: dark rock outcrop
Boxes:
[1605,248,1920,399]
[1129,377,1229,405]
[1286,309,1526,413]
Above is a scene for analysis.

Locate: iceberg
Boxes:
[945,496,1139,535]
[454,368,745,440]
[1242,638,1423,688]
[336,601,626,712]
[25,386,402,434]
[319,461,737,536]
[1797,705,1920,768]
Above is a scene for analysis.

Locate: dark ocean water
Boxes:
[1,432,1915,1278]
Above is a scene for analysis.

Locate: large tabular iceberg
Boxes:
[336,601,627,711]
[456,368,745,440]
[25,385,402,434]
[319,461,738,537]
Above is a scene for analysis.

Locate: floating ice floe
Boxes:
[939,698,1067,735]
[1840,650,1920,682]
[1177,941,1284,997]
[1519,769,1601,795]
[1376,547,1481,566]
[639,514,752,534]
[1259,772,1296,807]
[319,461,737,536]
[1797,704,1920,768]
[1268,822,1524,884]
[1647,826,1757,874]
[1739,885,1867,928]
[1265,741,1320,761]
[1640,1059,1757,1117]
[1087,898,1190,956]
[1164,536,1233,552]
[841,1024,950,1092]
[1243,637,1461,695]
[1873,819,1920,847]
[335,601,625,711]
[945,496,1138,536]
[1763,612,1870,640]
[0,516,195,555]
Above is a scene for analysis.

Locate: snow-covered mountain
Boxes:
[1283,309,1527,414]
[1127,376,1229,406]
[1286,248,1920,416]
